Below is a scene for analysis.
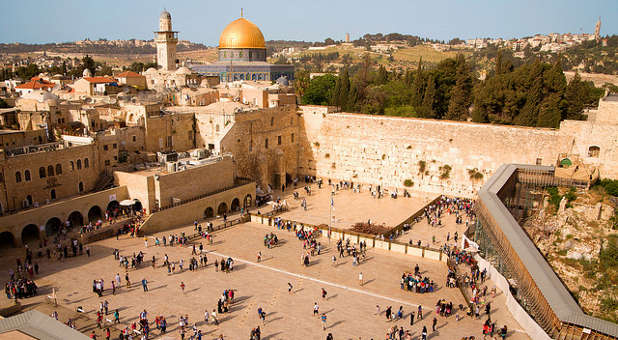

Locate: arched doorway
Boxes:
[45,217,62,236]
[230,198,240,212]
[88,206,102,223]
[217,202,228,215]
[204,207,214,218]
[0,232,15,248]
[107,200,120,213]
[68,211,84,228]
[244,194,252,209]
[133,199,143,212]
[22,224,39,243]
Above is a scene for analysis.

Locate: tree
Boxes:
[418,75,436,118]
[294,69,310,98]
[376,65,388,85]
[82,55,96,73]
[301,74,337,106]
[446,55,472,120]
[537,94,562,128]
[563,72,586,120]
[410,57,424,108]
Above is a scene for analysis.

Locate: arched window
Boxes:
[15,171,21,183]
[56,164,62,175]
[78,182,84,192]
[588,146,600,158]
[24,170,31,181]
[76,159,82,170]
[70,161,74,171]
[271,117,274,126]
[84,158,89,168]
[39,167,46,178]
[47,165,54,177]
[50,189,56,200]
[265,138,269,149]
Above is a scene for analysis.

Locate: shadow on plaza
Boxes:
[262,331,283,339]
[0,243,118,283]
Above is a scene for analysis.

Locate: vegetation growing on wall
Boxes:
[403,179,414,187]
[439,164,452,179]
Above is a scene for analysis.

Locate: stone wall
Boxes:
[139,182,255,234]
[299,107,574,197]
[0,186,129,246]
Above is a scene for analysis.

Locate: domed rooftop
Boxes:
[83,68,92,77]
[160,10,171,20]
[175,66,192,75]
[218,18,266,49]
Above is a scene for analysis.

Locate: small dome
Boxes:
[160,10,171,20]
[83,68,92,77]
[276,76,289,86]
[218,18,266,49]
[175,66,192,75]
[144,67,157,74]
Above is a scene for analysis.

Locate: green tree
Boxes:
[563,72,586,120]
[376,65,388,85]
[446,55,472,120]
[537,94,562,128]
[410,57,424,108]
[418,75,436,118]
[301,74,337,105]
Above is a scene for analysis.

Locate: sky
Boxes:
[0,0,616,45]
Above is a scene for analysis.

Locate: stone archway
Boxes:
[217,202,228,215]
[0,231,15,248]
[107,200,120,213]
[88,206,103,223]
[204,207,214,219]
[68,211,84,228]
[244,194,253,209]
[230,198,240,212]
[22,224,39,243]
[45,217,62,236]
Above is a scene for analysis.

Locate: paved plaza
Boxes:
[271,185,433,230]
[1,217,530,340]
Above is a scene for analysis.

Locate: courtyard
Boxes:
[0,218,530,339]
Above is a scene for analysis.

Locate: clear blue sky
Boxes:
[0,0,616,45]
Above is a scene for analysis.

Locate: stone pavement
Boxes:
[270,184,433,230]
[0,221,530,340]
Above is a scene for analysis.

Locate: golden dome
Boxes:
[218,18,266,49]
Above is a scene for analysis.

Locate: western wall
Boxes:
[298,98,618,198]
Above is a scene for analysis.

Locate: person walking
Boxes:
[321,288,327,300]
[358,272,363,286]
[204,310,209,325]
[212,309,218,325]
[180,281,185,293]
[321,313,327,330]
[421,326,428,340]
[432,317,437,331]
[113,309,120,324]
[313,302,319,316]
[410,311,415,325]
[141,278,148,292]
[288,282,293,295]
[418,305,423,320]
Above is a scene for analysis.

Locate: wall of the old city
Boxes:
[299,107,575,197]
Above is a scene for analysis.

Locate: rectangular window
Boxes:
[132,135,136,142]
[265,138,269,149]
[278,136,282,145]
[114,156,118,161]
[113,143,117,149]
[291,133,295,143]
[103,145,108,151]
[536,158,542,165]
[104,160,110,166]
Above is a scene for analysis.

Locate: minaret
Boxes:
[595,17,601,41]
[154,10,178,71]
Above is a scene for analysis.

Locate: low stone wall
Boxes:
[139,182,255,235]
[251,214,448,263]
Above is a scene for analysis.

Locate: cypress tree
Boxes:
[411,57,424,108]
[446,57,472,121]
[419,75,436,118]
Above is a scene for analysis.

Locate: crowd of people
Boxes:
[400,264,436,294]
